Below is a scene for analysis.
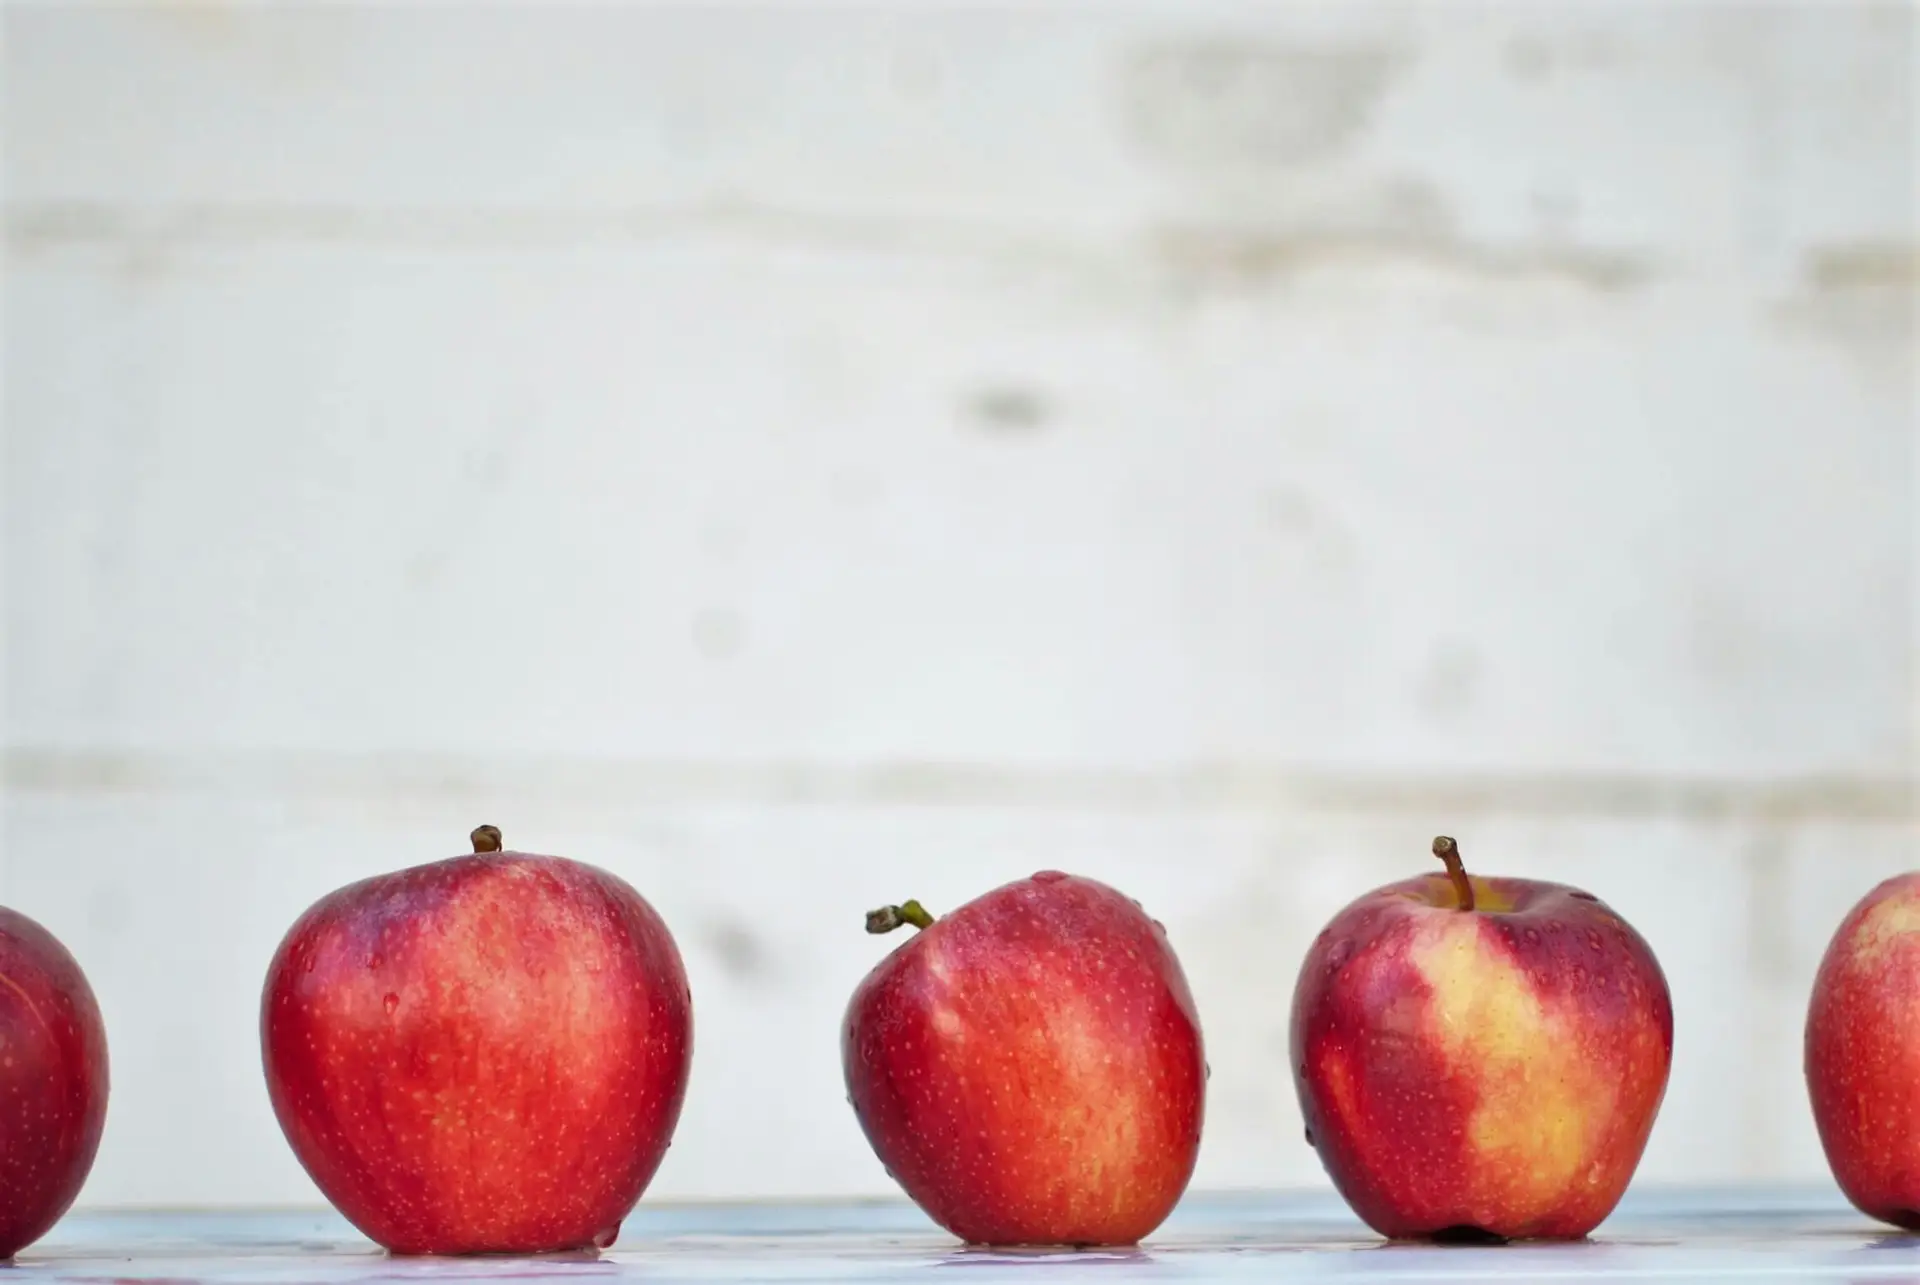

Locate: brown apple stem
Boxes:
[865,900,936,934]
[1431,835,1475,912]
[471,824,504,854]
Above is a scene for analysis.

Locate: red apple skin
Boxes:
[0,908,110,1260]
[1291,860,1672,1240]
[844,873,1205,1246]
[1806,872,1920,1228]
[261,839,692,1255]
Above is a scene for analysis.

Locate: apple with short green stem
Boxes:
[844,871,1205,1246]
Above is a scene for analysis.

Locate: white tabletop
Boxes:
[14,1187,1920,1282]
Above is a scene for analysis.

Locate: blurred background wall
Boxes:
[1,2,1913,1209]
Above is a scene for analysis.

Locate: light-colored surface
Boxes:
[1,1,1914,1208]
[16,1190,1920,1282]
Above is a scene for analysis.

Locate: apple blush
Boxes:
[843,872,1206,1247]
[0,907,110,1260]
[260,826,692,1255]
[1806,872,1920,1228]
[1291,836,1672,1241]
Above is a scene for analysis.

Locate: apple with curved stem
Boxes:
[1291,836,1672,1241]
[261,825,692,1255]
[844,872,1205,1247]
[0,907,110,1261]
[1806,872,1920,1228]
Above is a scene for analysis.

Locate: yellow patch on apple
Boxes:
[1847,895,1920,968]
[1411,918,1614,1213]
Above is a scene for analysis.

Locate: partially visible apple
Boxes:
[1291,837,1672,1240]
[261,826,692,1255]
[1806,872,1920,1228]
[0,906,110,1261]
[843,872,1205,1246]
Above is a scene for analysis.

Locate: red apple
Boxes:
[1291,837,1671,1240]
[0,907,109,1260]
[1805,872,1920,1228]
[260,826,692,1255]
[843,872,1205,1246]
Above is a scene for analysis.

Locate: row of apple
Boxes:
[0,826,1913,1258]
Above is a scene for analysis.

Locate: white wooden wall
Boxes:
[2,2,1913,1208]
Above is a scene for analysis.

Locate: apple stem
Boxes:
[1431,835,1475,912]
[865,900,936,934]
[471,825,504,854]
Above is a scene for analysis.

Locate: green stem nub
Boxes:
[865,900,935,934]
[1431,835,1475,912]
[471,825,503,854]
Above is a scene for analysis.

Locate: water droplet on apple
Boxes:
[1032,871,1068,884]
[367,953,384,970]
[303,955,316,974]
[382,993,399,1016]
[592,1221,621,1250]
[1523,927,1542,945]
[1587,930,1605,953]
[1571,965,1589,987]
[1151,918,1166,934]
